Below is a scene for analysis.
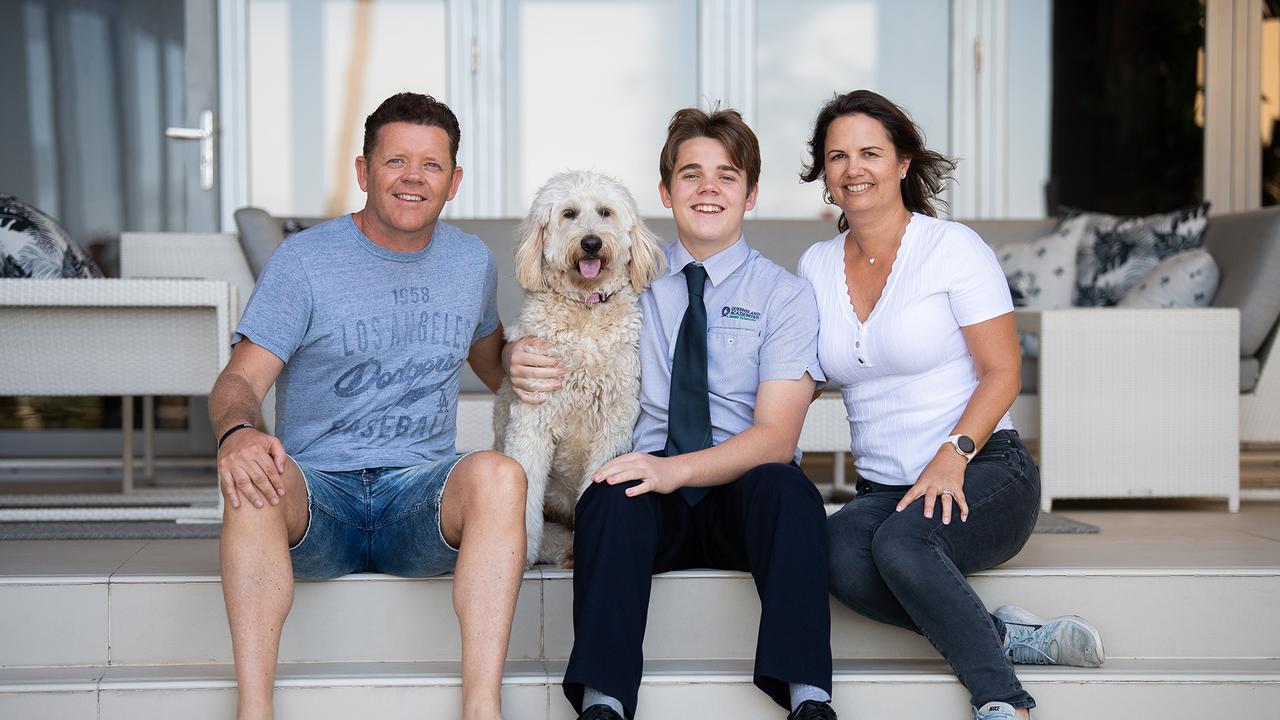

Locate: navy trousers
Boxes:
[562,462,833,719]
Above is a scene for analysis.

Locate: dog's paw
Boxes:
[558,543,574,569]
[538,520,573,565]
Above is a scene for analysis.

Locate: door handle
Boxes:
[166,109,215,190]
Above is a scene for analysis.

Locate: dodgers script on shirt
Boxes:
[326,302,475,442]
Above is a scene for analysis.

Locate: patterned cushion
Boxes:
[1118,248,1219,308]
[1064,204,1209,306]
[996,224,1083,309]
[0,196,103,279]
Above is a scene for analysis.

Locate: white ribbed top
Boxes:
[797,213,1015,485]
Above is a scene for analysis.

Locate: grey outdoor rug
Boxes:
[1031,511,1100,534]
[0,521,222,541]
[0,512,1097,541]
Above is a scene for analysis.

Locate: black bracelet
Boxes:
[218,423,255,448]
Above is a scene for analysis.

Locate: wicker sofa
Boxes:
[233,207,1280,508]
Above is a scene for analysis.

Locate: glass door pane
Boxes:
[504,0,699,216]
[753,0,952,219]
[4,0,204,249]
[247,0,449,218]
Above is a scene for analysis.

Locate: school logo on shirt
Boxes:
[720,305,761,322]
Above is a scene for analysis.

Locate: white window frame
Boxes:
[698,0,754,215]
[1205,0,1264,213]
[699,0,755,121]
[950,0,1008,219]
[218,0,249,231]
[446,0,505,218]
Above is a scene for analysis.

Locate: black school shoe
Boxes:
[788,700,838,720]
[579,704,624,720]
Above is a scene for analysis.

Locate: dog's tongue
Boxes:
[578,258,602,279]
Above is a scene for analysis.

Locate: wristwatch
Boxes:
[944,434,977,462]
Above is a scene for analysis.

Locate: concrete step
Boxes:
[2,659,1276,720]
[2,538,1278,667]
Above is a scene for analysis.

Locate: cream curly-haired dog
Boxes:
[494,171,665,566]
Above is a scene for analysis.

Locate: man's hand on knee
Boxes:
[218,429,288,510]
[502,335,563,404]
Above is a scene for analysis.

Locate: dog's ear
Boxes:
[515,208,550,291]
[627,217,666,292]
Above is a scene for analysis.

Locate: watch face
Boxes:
[958,435,976,454]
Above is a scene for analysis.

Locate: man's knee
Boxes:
[454,450,527,510]
[221,462,307,529]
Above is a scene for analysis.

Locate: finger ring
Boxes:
[941,489,953,496]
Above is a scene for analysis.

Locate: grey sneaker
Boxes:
[996,604,1105,667]
[974,702,1020,720]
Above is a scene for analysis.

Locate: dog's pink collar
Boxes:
[577,292,609,306]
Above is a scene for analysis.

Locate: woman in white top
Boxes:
[796,90,1104,720]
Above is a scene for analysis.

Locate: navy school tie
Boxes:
[665,263,712,505]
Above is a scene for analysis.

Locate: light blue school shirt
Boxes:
[632,236,825,463]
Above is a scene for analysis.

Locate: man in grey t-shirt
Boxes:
[211,93,525,720]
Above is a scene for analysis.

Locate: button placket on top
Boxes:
[845,214,913,371]
[855,324,871,367]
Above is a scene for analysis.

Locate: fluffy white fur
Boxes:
[493,171,665,566]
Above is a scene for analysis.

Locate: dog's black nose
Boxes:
[580,235,603,254]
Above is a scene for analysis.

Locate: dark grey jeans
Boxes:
[827,429,1040,710]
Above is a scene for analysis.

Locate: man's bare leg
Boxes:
[220,462,308,720]
[440,451,528,720]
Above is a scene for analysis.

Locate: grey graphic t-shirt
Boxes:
[234,215,499,470]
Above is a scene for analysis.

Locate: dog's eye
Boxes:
[562,208,578,220]
[598,207,612,218]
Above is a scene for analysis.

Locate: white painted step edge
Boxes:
[4,659,1279,694]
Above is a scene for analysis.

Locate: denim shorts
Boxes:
[288,453,470,580]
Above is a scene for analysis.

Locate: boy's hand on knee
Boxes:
[593,452,686,497]
[218,429,288,510]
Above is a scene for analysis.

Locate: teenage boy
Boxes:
[506,108,837,720]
